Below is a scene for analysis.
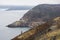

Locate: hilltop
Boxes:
[7,4,60,27]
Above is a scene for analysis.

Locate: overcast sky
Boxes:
[0,0,60,6]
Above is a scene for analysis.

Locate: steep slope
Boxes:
[37,17,60,40]
[7,4,60,27]
[37,29,60,40]
[12,17,60,40]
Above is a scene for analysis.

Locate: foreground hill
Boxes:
[7,4,60,27]
[38,17,60,40]
[12,17,60,40]
[38,29,60,40]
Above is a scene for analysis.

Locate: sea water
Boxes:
[0,10,30,40]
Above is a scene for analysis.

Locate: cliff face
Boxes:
[7,4,60,27]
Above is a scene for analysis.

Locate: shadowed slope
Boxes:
[7,4,60,27]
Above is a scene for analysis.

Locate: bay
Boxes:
[0,10,30,40]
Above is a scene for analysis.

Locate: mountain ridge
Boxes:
[7,4,60,27]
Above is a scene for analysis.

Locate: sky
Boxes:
[0,0,60,6]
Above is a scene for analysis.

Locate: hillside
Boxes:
[7,4,60,27]
[37,29,60,40]
[37,17,60,40]
[12,17,60,40]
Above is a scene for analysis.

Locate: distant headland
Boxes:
[7,4,60,28]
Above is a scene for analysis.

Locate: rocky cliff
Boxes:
[7,4,60,27]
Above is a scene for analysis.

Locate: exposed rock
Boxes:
[7,4,60,27]
[7,21,29,28]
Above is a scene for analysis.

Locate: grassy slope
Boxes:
[35,17,60,40]
[37,29,60,40]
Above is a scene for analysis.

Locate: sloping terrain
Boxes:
[36,17,60,40]
[7,4,60,28]
[12,17,60,40]
[37,29,60,40]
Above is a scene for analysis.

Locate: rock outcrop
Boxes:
[7,4,60,27]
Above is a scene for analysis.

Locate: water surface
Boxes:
[0,10,30,40]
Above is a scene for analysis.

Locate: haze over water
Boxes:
[0,10,30,40]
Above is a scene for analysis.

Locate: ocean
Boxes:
[0,10,30,40]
